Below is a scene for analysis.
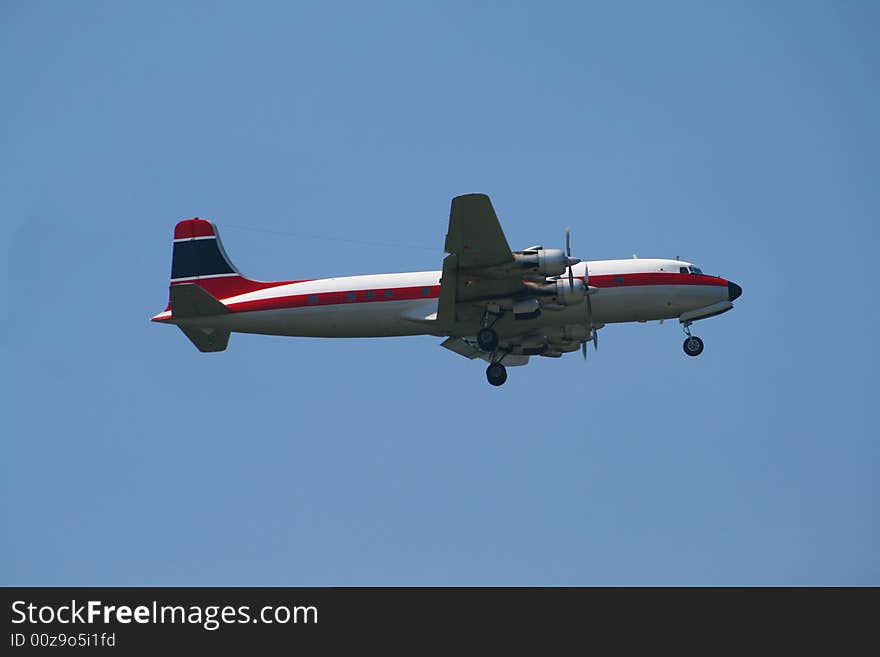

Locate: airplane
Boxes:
[152,193,742,386]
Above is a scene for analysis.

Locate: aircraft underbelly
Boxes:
[216,299,437,338]
[176,285,725,339]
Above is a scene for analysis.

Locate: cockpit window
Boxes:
[690,266,703,275]
[679,266,688,274]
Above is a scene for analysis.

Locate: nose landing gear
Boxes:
[681,322,704,357]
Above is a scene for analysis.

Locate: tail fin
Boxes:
[152,218,304,350]
[169,218,278,299]
[152,218,289,351]
[172,218,239,281]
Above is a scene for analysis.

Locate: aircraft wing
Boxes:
[436,194,583,365]
[437,194,526,327]
[444,194,514,269]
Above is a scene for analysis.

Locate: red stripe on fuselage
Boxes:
[590,273,727,288]
[219,273,727,314]
[226,284,437,314]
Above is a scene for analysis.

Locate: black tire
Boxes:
[486,363,508,386]
[683,335,704,357]
[477,327,499,352]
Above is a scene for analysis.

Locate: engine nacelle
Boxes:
[523,278,587,306]
[513,248,574,277]
[546,325,590,343]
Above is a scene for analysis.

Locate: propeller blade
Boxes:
[582,341,588,360]
[565,228,574,291]
[586,294,598,352]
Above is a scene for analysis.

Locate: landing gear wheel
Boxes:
[486,363,508,386]
[683,336,704,357]
[477,327,499,352]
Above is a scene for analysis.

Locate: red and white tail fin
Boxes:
[168,218,286,299]
[151,218,300,344]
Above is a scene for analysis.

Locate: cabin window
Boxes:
[346,292,355,301]
[680,266,688,274]
[365,291,375,299]
[308,295,318,304]
[614,275,624,284]
[421,287,431,296]
[384,290,394,298]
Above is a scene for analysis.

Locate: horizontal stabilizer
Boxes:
[170,284,229,318]
[169,285,230,351]
[178,326,230,352]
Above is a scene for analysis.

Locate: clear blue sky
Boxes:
[2,1,877,585]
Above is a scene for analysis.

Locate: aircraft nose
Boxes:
[728,281,743,302]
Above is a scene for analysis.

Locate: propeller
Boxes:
[566,228,597,360]
[565,227,575,292]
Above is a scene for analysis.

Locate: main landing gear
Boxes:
[681,322,704,357]
[486,362,508,386]
[477,326,499,352]
[478,309,508,385]
[479,327,506,386]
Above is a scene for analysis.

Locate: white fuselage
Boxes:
[156,259,731,339]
